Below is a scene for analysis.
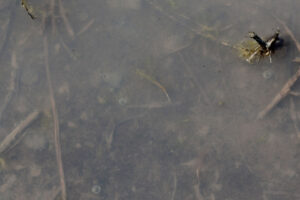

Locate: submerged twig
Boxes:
[40,1,74,198]
[171,173,177,200]
[0,52,19,122]
[43,35,66,200]
[49,0,56,34]
[43,0,74,38]
[77,19,95,36]
[104,119,115,150]
[0,111,40,154]
[0,1,15,59]
[59,37,77,60]
[126,101,180,109]
[289,97,300,138]
[58,0,75,38]
[136,69,171,102]
[290,91,300,96]
[257,17,300,119]
[21,0,36,19]
[257,67,300,119]
[274,16,300,52]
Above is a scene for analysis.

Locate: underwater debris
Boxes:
[257,18,300,119]
[21,0,36,19]
[136,69,171,102]
[257,67,300,119]
[0,111,40,154]
[235,30,282,63]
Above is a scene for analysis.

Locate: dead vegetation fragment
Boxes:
[0,0,79,199]
[257,17,300,119]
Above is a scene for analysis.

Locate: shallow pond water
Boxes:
[0,0,300,199]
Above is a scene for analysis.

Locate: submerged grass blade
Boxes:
[43,35,67,200]
[136,69,171,102]
[0,111,40,154]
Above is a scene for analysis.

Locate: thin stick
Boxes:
[126,101,180,109]
[21,0,36,19]
[60,37,77,60]
[257,67,300,119]
[0,111,40,154]
[43,35,67,200]
[274,16,300,53]
[289,97,300,138]
[49,0,56,34]
[77,19,95,36]
[58,0,75,38]
[290,91,300,96]
[171,173,177,200]
[0,52,19,122]
[257,17,300,119]
[104,119,115,150]
[136,69,171,102]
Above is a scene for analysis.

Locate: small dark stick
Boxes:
[249,32,267,50]
[265,30,280,50]
[21,0,36,19]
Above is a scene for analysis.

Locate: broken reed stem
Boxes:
[275,16,300,53]
[0,52,19,122]
[77,19,95,36]
[41,1,76,198]
[257,16,300,119]
[58,0,75,38]
[59,37,77,60]
[50,0,56,35]
[43,35,66,200]
[289,97,300,138]
[136,69,171,102]
[0,111,40,154]
[171,173,177,200]
[257,67,300,119]
[290,91,300,96]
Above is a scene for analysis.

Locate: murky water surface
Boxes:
[1,0,300,199]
